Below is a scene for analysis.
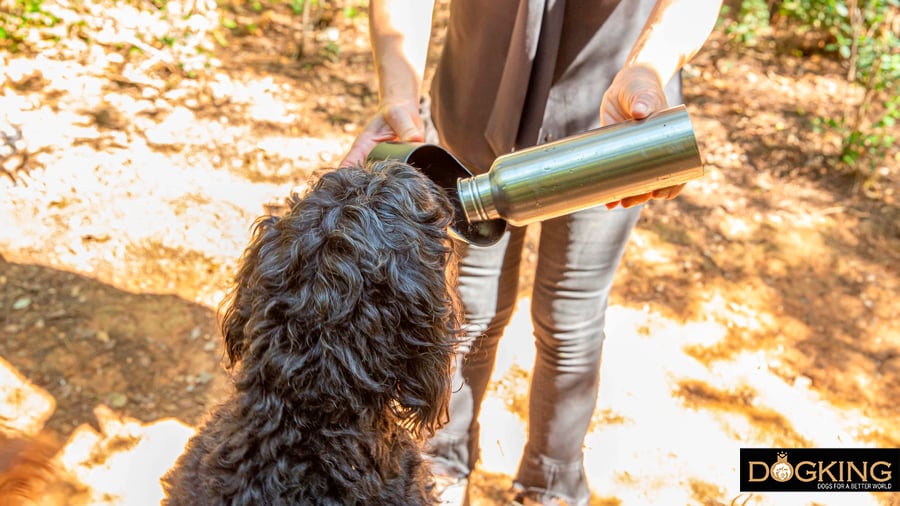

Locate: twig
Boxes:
[296,0,314,60]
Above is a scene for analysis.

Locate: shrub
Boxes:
[722,0,899,188]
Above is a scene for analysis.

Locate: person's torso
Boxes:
[430,0,670,173]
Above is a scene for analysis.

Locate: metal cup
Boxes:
[367,143,508,246]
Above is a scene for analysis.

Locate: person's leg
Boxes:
[513,204,642,506]
[427,227,527,474]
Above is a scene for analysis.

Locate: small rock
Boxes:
[196,371,215,385]
[793,375,812,389]
[108,392,128,408]
[12,297,31,310]
[96,330,111,343]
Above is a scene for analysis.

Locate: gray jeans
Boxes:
[427,203,642,505]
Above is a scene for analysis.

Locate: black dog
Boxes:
[162,161,460,505]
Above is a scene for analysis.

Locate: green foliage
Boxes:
[781,0,899,178]
[342,4,360,19]
[0,0,61,51]
[289,0,317,15]
[724,0,898,184]
[323,39,340,61]
[721,0,773,45]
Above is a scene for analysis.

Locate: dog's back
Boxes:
[164,403,433,505]
[163,162,458,505]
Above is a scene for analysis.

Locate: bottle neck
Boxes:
[457,174,499,223]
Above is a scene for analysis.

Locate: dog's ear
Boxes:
[219,275,249,367]
[352,162,460,438]
[219,214,282,367]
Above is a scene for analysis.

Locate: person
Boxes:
[342,1,722,505]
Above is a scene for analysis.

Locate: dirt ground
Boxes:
[0,1,897,505]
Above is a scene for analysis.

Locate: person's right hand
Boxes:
[599,63,684,209]
[340,99,424,167]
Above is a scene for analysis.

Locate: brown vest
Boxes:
[430,0,682,173]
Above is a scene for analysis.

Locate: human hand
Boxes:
[340,99,424,168]
[599,63,686,209]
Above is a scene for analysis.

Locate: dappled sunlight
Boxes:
[0,357,55,437]
[472,298,891,506]
[0,11,353,308]
[0,108,332,307]
[2,0,897,504]
[57,406,194,506]
[477,297,534,475]
[0,354,195,505]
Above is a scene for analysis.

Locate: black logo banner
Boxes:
[740,448,899,492]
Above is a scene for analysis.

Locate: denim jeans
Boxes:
[427,203,643,505]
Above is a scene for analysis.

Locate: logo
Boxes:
[741,448,899,492]
[770,452,793,482]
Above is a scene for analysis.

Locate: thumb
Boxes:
[629,80,666,119]
[340,139,373,168]
[631,99,651,118]
[630,91,662,119]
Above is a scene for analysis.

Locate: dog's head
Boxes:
[220,161,459,437]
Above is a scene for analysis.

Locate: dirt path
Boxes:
[1,1,897,505]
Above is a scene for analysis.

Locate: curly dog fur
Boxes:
[162,161,460,505]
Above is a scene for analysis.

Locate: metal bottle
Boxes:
[458,105,703,226]
[368,105,704,246]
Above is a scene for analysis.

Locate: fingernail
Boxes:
[632,101,650,117]
[403,131,424,142]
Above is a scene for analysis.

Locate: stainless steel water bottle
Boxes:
[456,105,704,227]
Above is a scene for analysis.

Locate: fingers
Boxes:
[340,102,423,167]
[621,192,654,208]
[629,88,665,120]
[340,119,397,167]
[605,183,688,210]
[341,137,377,168]
[623,64,666,118]
[600,64,667,125]
[383,104,424,143]
[599,64,680,209]
[652,183,686,200]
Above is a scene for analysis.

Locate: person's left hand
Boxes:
[340,98,424,168]
[599,63,686,209]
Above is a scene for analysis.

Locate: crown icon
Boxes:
[771,451,794,482]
